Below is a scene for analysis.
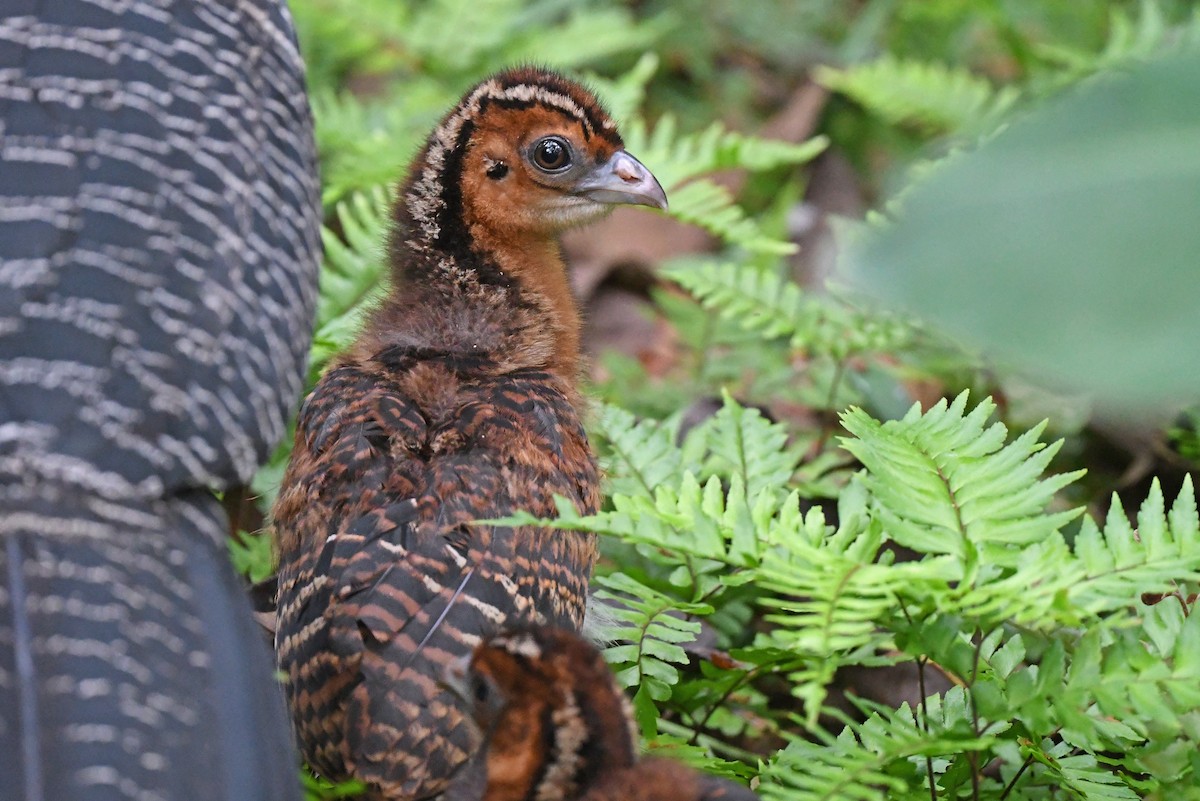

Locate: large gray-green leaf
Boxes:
[849,50,1200,410]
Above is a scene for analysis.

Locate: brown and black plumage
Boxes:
[273,67,667,799]
[445,626,760,801]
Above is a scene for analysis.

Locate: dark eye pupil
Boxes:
[535,139,568,170]
[474,679,489,702]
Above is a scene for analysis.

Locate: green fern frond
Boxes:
[688,393,798,498]
[624,115,827,190]
[1016,742,1140,801]
[310,186,391,380]
[1097,0,1173,64]
[405,1,667,76]
[501,7,671,72]
[592,403,684,498]
[1067,604,1200,743]
[759,736,903,801]
[299,0,665,86]
[593,571,708,731]
[755,502,902,721]
[312,89,440,206]
[1069,476,1200,614]
[664,260,909,358]
[840,393,1084,568]
[916,684,994,740]
[621,115,825,252]
[665,260,803,340]
[641,736,756,783]
[403,0,530,73]
[227,531,275,583]
[667,180,797,254]
[948,538,1088,629]
[839,394,1098,631]
[569,398,802,564]
[816,56,1019,135]
[580,52,660,127]
[756,498,893,656]
[759,702,992,801]
[303,771,369,801]
[487,475,745,566]
[289,0,410,86]
[1036,1,1200,83]
[1054,753,1140,801]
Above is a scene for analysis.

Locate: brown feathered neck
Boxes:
[357,68,624,386]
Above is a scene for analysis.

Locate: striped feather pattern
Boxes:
[0,489,301,801]
[0,2,320,799]
[275,358,599,799]
[0,0,319,495]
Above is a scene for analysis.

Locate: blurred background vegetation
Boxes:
[232,2,1200,798]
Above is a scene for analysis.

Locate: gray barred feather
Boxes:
[0,1,319,496]
[0,489,300,801]
[0,1,320,799]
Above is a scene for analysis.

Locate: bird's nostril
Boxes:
[613,155,642,183]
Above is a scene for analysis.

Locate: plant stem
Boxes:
[999,755,1035,800]
[968,629,985,801]
[657,718,760,763]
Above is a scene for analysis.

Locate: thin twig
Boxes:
[968,629,985,801]
[812,358,848,454]
[917,655,938,801]
[899,599,939,801]
[689,663,767,746]
[999,754,1035,800]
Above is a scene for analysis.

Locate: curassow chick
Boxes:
[445,627,760,801]
[273,67,666,800]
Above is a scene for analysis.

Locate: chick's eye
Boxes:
[532,137,570,172]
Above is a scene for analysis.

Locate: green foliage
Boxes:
[664,259,910,361]
[295,0,670,203]
[1035,0,1200,85]
[817,3,1200,142]
[620,116,827,253]
[227,531,276,583]
[508,394,1200,799]
[309,89,441,206]
[592,571,709,733]
[760,693,994,801]
[310,186,391,381]
[1169,409,1200,462]
[302,773,367,801]
[816,56,1019,136]
[850,49,1200,411]
[263,2,1200,799]
[840,396,1083,570]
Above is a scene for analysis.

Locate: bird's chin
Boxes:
[541,196,611,230]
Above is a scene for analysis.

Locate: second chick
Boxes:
[445,625,760,801]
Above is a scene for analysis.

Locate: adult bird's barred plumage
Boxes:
[444,626,760,801]
[273,67,667,799]
[0,3,320,799]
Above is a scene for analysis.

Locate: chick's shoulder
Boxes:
[273,66,666,799]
